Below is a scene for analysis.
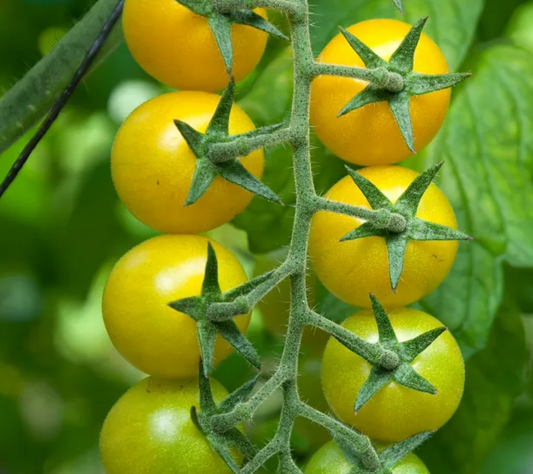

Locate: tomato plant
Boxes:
[311,18,450,166]
[112,90,264,234]
[123,0,269,91]
[102,234,251,379]
[8,0,532,473]
[321,307,465,442]
[310,166,459,308]
[100,377,238,474]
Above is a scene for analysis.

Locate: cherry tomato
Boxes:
[102,234,251,379]
[321,308,465,442]
[100,377,238,474]
[311,19,450,166]
[309,166,458,309]
[123,0,268,91]
[304,440,430,473]
[112,91,264,234]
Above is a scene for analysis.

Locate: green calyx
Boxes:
[338,17,471,152]
[352,295,447,413]
[341,162,472,291]
[191,369,260,473]
[168,242,267,376]
[176,0,288,75]
[175,79,283,206]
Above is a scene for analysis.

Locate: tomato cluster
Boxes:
[99,2,466,473]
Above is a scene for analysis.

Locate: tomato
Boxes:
[123,0,268,91]
[304,440,430,473]
[254,254,327,350]
[100,377,238,474]
[112,91,264,234]
[309,166,458,309]
[102,234,251,379]
[311,19,450,166]
[321,308,465,442]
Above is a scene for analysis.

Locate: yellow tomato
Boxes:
[321,308,465,442]
[309,166,458,308]
[311,19,450,166]
[111,91,264,234]
[102,234,251,379]
[100,377,238,474]
[123,0,268,91]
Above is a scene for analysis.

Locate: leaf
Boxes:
[415,44,533,356]
[217,159,282,204]
[309,0,483,71]
[419,306,528,474]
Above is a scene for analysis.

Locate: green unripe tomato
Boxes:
[100,377,238,474]
[304,441,430,474]
[321,308,465,442]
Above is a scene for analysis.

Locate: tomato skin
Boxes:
[123,0,268,91]
[112,91,264,234]
[311,19,450,166]
[100,377,237,474]
[309,166,458,309]
[321,308,465,442]
[304,440,430,473]
[102,234,251,379]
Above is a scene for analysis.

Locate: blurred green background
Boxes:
[1,0,533,473]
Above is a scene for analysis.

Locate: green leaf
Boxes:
[415,44,533,356]
[385,234,408,291]
[395,162,443,217]
[185,159,217,206]
[406,72,472,96]
[407,219,472,242]
[219,374,260,412]
[175,119,204,155]
[215,320,262,370]
[400,327,447,362]
[338,27,388,69]
[207,79,235,137]
[389,17,428,73]
[345,167,395,211]
[209,14,234,74]
[419,306,528,474]
[355,366,392,412]
[202,243,222,298]
[198,321,217,376]
[217,159,282,204]
[380,432,434,468]
[341,222,384,242]
[370,295,398,347]
[228,10,288,40]
[391,0,404,13]
[392,363,437,394]
[338,86,391,117]
[309,0,483,71]
[388,92,415,153]
[198,366,217,412]
[168,296,205,320]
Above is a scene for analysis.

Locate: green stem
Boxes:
[313,62,405,92]
[0,0,123,156]
[213,0,302,14]
[209,128,291,163]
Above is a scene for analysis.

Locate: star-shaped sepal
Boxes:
[169,242,264,377]
[177,0,288,75]
[338,17,471,152]
[190,366,260,472]
[175,78,283,207]
[341,162,472,292]
[353,295,449,413]
[332,429,433,473]
[392,0,404,13]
